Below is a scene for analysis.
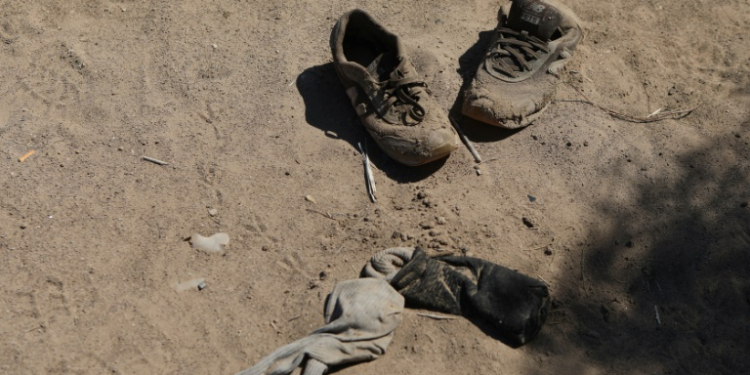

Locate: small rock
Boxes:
[319,271,327,281]
[211,43,218,49]
[197,281,207,291]
[544,248,553,256]
[476,169,482,176]
[527,194,537,202]
[419,222,433,230]
[417,191,427,200]
[428,230,442,237]
[20,223,27,229]
[436,216,446,225]
[522,217,534,228]
[261,245,269,252]
[208,208,218,216]
[305,195,316,204]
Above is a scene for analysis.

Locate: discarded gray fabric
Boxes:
[363,247,550,347]
[234,278,404,375]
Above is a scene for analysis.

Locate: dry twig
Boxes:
[449,116,482,163]
[562,82,699,123]
[18,150,35,162]
[305,209,337,221]
[141,156,169,166]
[357,142,377,203]
[416,313,456,321]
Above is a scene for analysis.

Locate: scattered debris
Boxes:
[305,195,317,204]
[208,208,218,217]
[357,142,377,203]
[18,150,35,162]
[449,116,482,163]
[174,278,206,292]
[190,232,229,253]
[141,156,169,166]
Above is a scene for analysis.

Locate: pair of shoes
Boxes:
[330,1,583,166]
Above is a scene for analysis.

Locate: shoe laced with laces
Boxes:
[462,0,583,129]
[330,9,459,166]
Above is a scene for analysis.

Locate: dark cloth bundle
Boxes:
[363,247,550,347]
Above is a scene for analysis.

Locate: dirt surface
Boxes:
[1,1,749,374]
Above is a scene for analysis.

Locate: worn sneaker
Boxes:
[330,9,459,166]
[462,0,583,129]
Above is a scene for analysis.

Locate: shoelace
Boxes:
[383,71,428,124]
[487,27,550,78]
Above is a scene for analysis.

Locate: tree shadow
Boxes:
[523,121,750,374]
[296,64,450,183]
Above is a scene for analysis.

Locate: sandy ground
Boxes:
[1,0,749,374]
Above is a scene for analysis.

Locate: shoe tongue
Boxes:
[506,0,562,41]
[366,51,399,82]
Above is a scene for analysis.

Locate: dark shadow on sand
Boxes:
[519,117,750,374]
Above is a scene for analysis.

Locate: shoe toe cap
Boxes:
[378,126,458,166]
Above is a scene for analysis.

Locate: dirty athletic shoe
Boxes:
[462,0,583,129]
[331,9,459,166]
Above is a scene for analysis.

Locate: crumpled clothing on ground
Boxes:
[362,246,550,347]
[234,278,404,375]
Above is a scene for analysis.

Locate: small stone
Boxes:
[522,217,534,228]
[20,223,27,229]
[305,195,316,204]
[476,169,482,176]
[208,208,218,216]
[419,222,433,230]
[428,230,442,237]
[436,216,446,225]
[261,245,269,252]
[417,191,427,200]
[544,248,553,256]
[319,271,327,281]
[211,43,218,49]
[197,281,207,291]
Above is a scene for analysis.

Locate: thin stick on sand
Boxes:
[18,150,35,162]
[563,83,699,123]
[449,116,482,163]
[417,313,456,321]
[357,142,376,203]
[141,156,169,166]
